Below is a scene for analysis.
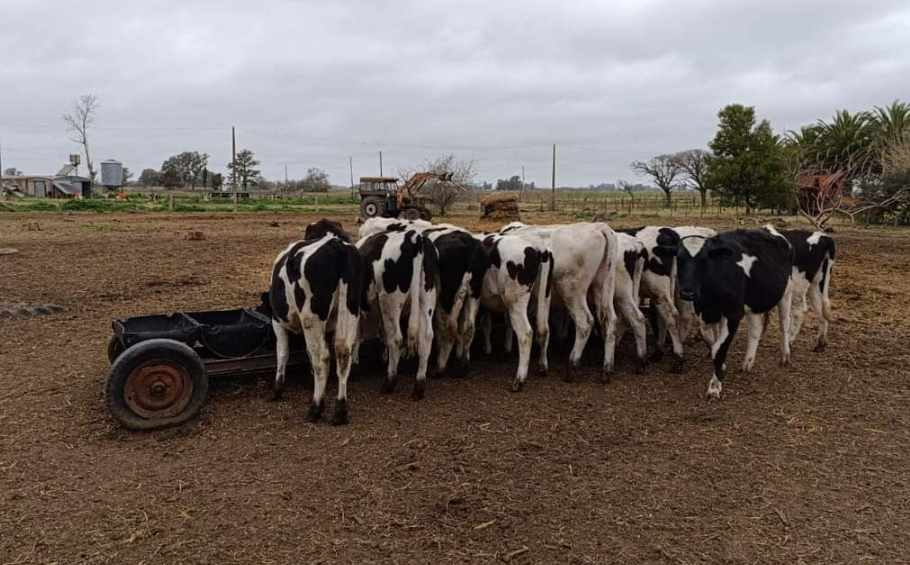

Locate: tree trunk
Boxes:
[662,187,671,207]
[699,188,707,208]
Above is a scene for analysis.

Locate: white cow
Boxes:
[500,221,619,382]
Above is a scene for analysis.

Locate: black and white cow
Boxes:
[613,232,649,372]
[779,229,836,351]
[269,233,362,424]
[675,228,794,399]
[359,218,488,377]
[356,229,438,399]
[617,225,717,370]
[499,221,619,382]
[477,232,553,391]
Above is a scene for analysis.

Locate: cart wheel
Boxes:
[418,207,433,221]
[107,336,125,364]
[105,339,208,431]
[403,207,421,221]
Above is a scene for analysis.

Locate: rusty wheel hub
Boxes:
[124,360,193,419]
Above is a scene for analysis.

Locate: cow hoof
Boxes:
[305,402,324,422]
[331,403,348,426]
[813,342,826,353]
[649,349,664,362]
[742,360,754,373]
[410,385,425,401]
[597,370,611,385]
[428,369,445,380]
[636,358,647,375]
[563,365,577,383]
[671,355,684,374]
[706,376,722,400]
[510,380,523,393]
[270,389,283,402]
[379,379,395,394]
[537,365,548,377]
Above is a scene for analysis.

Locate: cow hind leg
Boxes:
[302,323,330,422]
[379,297,404,393]
[412,290,436,400]
[741,312,765,373]
[481,311,493,355]
[618,299,648,374]
[654,298,684,373]
[507,296,533,392]
[809,285,828,352]
[563,294,594,382]
[271,320,290,401]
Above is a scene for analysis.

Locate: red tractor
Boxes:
[358,172,455,221]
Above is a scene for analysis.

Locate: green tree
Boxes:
[121,166,133,187]
[227,149,261,190]
[137,168,161,187]
[496,175,522,191]
[160,151,209,189]
[705,104,792,212]
[211,172,224,191]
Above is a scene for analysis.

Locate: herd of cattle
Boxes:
[267,217,836,425]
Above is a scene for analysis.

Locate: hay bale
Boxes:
[185,231,206,241]
[481,191,520,221]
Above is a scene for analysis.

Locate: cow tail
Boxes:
[632,249,645,303]
[535,248,552,332]
[406,234,424,358]
[596,224,618,327]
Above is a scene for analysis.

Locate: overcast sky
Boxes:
[1,0,909,187]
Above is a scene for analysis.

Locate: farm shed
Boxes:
[0,174,92,198]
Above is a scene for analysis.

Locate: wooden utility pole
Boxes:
[349,156,354,199]
[231,126,237,211]
[283,164,288,199]
[379,151,383,177]
[550,144,556,211]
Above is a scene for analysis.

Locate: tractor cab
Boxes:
[358,172,453,222]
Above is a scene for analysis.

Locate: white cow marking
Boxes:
[737,254,757,277]
[807,231,823,248]
[682,236,707,257]
[763,224,787,240]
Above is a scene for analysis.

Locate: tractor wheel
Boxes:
[403,207,421,221]
[360,197,386,219]
[105,339,208,431]
[418,207,433,221]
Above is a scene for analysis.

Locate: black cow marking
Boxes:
[294,283,306,310]
[381,231,421,294]
[304,239,350,321]
[433,231,488,312]
[422,238,439,292]
[506,247,541,288]
[269,254,290,323]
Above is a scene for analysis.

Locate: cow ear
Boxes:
[708,246,734,260]
[653,245,678,259]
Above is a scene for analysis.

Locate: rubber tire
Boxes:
[107,336,126,364]
[360,197,386,219]
[105,339,208,431]
[418,207,433,221]
[403,207,421,221]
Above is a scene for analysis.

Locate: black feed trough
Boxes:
[105,298,309,431]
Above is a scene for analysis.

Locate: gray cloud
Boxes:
[2,0,909,186]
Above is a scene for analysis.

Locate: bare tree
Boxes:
[631,154,682,206]
[62,94,100,186]
[618,179,635,202]
[674,149,711,207]
[398,153,476,216]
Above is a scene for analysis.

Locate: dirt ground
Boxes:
[2,210,910,565]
